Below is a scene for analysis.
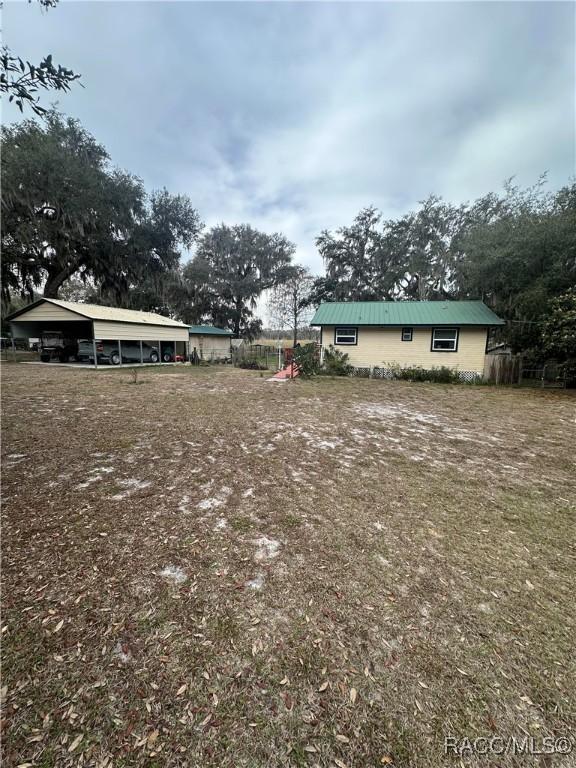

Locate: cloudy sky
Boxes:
[4,1,575,275]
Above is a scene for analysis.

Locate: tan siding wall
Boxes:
[322,326,488,373]
[189,335,231,357]
[15,303,86,322]
[93,321,188,342]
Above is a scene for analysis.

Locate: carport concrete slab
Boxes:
[21,362,185,370]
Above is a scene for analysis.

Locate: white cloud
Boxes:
[3,0,574,287]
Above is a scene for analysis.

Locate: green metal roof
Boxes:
[311,301,504,327]
[188,325,233,336]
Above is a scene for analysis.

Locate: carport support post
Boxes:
[158,340,162,363]
[118,340,123,366]
[139,341,144,365]
[174,340,177,362]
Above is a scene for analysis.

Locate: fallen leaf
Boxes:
[176,684,187,696]
[335,734,350,743]
[418,680,428,689]
[525,580,535,590]
[456,668,469,677]
[280,677,289,686]
[349,688,357,704]
[147,729,159,748]
[53,619,64,634]
[304,745,317,753]
[380,757,393,765]
[68,733,84,753]
[282,692,293,711]
[318,681,329,692]
[334,759,348,768]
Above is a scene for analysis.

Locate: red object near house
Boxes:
[270,362,300,380]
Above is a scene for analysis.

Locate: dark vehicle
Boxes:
[77,339,160,365]
[39,332,79,363]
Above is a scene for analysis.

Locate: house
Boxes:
[6,298,190,365]
[188,325,233,361]
[310,300,505,380]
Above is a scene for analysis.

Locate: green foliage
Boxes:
[459,179,576,355]
[313,207,386,302]
[387,364,461,384]
[1,113,202,307]
[1,2,80,115]
[293,343,320,377]
[321,346,352,376]
[312,178,576,361]
[1,51,81,116]
[541,289,576,360]
[181,224,296,339]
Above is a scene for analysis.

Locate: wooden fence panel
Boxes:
[484,354,522,384]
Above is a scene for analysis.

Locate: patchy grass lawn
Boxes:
[2,364,575,767]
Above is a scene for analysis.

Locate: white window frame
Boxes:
[334,327,357,345]
[431,327,459,352]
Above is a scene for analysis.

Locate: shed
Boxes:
[188,325,233,361]
[7,298,190,366]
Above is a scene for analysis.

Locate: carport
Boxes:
[6,298,190,367]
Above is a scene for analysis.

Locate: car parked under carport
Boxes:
[6,298,189,366]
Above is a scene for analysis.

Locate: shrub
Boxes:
[293,343,320,377]
[322,346,353,376]
[387,363,460,384]
[238,360,268,370]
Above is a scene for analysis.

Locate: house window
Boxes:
[431,327,459,352]
[334,327,357,345]
[401,327,413,342]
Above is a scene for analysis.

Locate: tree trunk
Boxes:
[292,291,298,348]
[43,262,80,298]
[233,298,242,338]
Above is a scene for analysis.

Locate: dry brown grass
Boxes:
[2,363,575,767]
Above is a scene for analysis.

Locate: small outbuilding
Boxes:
[311,300,505,380]
[188,325,233,361]
[7,298,190,366]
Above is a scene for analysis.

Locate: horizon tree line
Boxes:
[2,111,574,362]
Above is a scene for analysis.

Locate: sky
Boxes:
[3,0,575,280]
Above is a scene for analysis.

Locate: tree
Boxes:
[379,196,492,300]
[541,288,576,361]
[91,189,202,311]
[459,179,576,353]
[58,275,91,303]
[267,265,315,346]
[1,113,202,307]
[182,224,296,339]
[312,197,505,305]
[312,207,386,303]
[1,1,81,115]
[311,178,575,360]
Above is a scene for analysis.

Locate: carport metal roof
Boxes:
[6,298,189,327]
